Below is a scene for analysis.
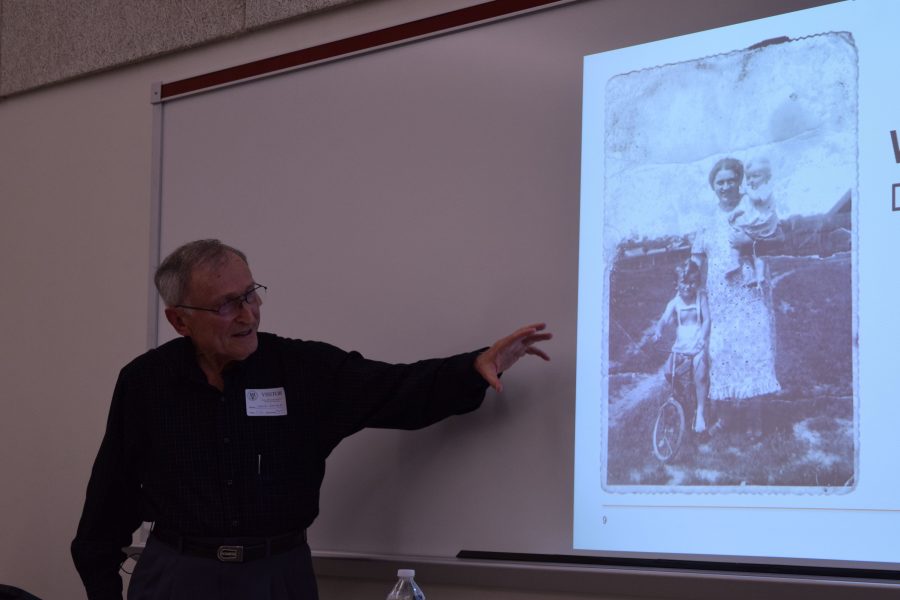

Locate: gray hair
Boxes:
[154,239,248,307]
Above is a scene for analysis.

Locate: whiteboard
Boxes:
[153,0,837,561]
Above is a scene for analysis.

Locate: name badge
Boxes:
[245,387,287,416]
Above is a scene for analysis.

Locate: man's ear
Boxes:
[164,307,191,337]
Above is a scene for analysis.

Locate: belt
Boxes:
[151,526,307,563]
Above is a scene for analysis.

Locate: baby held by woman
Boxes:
[725,157,783,287]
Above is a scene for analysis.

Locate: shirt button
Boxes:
[223,437,231,444]
[231,519,239,527]
[226,479,234,486]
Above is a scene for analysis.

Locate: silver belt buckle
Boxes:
[216,545,244,562]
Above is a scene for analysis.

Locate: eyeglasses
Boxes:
[176,284,267,318]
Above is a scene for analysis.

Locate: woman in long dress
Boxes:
[693,158,781,413]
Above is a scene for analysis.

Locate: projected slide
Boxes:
[601,31,857,492]
[576,0,900,567]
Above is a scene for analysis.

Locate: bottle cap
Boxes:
[397,569,415,577]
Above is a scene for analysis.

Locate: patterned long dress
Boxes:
[693,210,781,400]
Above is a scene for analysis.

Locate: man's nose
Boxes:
[235,298,255,320]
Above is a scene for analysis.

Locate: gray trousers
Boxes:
[128,534,318,600]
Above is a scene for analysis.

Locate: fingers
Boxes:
[519,330,552,357]
[522,332,553,346]
[496,324,552,365]
[505,324,550,346]
[501,323,545,343]
[483,370,503,393]
[476,323,552,391]
[515,322,546,337]
[525,346,551,362]
[507,324,551,349]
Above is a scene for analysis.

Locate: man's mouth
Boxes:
[233,329,254,338]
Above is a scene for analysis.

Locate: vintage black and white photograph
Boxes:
[601,32,858,491]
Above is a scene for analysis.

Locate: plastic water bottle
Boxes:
[386,568,425,600]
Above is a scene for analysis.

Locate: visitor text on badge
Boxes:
[245,387,287,416]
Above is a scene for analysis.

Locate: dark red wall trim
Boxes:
[160,0,566,99]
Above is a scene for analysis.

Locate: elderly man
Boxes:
[72,239,551,600]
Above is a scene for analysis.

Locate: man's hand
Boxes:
[474,323,552,393]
